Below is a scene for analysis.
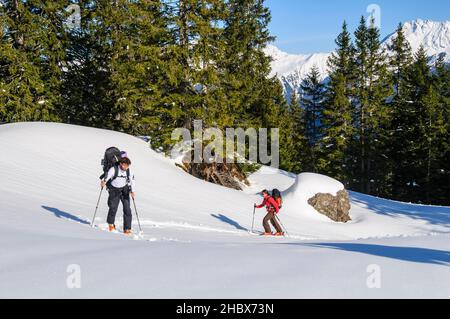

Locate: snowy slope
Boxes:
[0,122,449,298]
[383,19,450,63]
[267,20,450,98]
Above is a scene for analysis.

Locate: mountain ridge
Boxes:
[266,19,450,98]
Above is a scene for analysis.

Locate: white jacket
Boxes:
[105,166,135,192]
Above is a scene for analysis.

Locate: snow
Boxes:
[283,173,344,222]
[267,20,450,98]
[265,44,330,79]
[264,44,330,99]
[385,19,450,62]
[0,122,449,298]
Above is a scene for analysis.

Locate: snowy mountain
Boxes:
[265,45,331,99]
[383,19,450,62]
[0,122,449,298]
[266,20,450,98]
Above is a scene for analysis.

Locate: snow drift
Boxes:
[283,173,346,221]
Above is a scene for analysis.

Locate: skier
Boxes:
[100,157,136,234]
[255,190,284,236]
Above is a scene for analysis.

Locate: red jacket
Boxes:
[256,196,280,214]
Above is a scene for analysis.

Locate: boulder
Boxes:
[308,190,351,223]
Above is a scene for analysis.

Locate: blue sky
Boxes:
[266,0,450,54]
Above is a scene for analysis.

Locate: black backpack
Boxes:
[272,189,283,209]
[99,147,131,188]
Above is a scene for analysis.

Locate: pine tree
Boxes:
[387,23,414,201]
[350,16,370,193]
[279,91,307,173]
[432,55,450,205]
[0,0,67,122]
[218,0,286,169]
[163,0,225,132]
[420,85,445,204]
[365,18,393,196]
[351,16,392,194]
[61,0,122,129]
[388,23,413,99]
[299,65,325,172]
[220,0,279,129]
[318,21,355,183]
[62,0,170,142]
[108,0,170,136]
[397,46,433,203]
[401,49,448,204]
[300,65,325,144]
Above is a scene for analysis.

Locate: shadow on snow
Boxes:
[350,191,450,227]
[211,213,248,231]
[298,242,450,266]
[41,206,90,225]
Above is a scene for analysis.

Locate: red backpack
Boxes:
[272,189,283,209]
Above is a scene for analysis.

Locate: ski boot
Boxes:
[108,224,116,232]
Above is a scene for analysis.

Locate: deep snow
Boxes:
[0,122,449,298]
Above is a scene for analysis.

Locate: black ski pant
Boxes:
[107,186,132,231]
[263,211,283,233]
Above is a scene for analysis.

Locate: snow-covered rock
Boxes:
[283,173,346,222]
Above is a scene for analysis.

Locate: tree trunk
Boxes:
[179,0,188,49]
[426,114,432,203]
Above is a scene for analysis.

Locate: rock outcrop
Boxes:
[308,190,351,223]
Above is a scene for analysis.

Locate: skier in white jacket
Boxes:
[101,157,136,234]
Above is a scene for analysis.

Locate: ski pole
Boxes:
[275,214,289,237]
[132,197,143,233]
[251,205,256,233]
[91,187,104,227]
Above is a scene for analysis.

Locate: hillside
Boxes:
[0,122,449,298]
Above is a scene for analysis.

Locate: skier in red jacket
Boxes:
[255,190,284,236]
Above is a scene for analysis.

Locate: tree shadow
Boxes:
[350,191,450,227]
[301,242,450,266]
[41,206,90,225]
[211,214,247,231]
